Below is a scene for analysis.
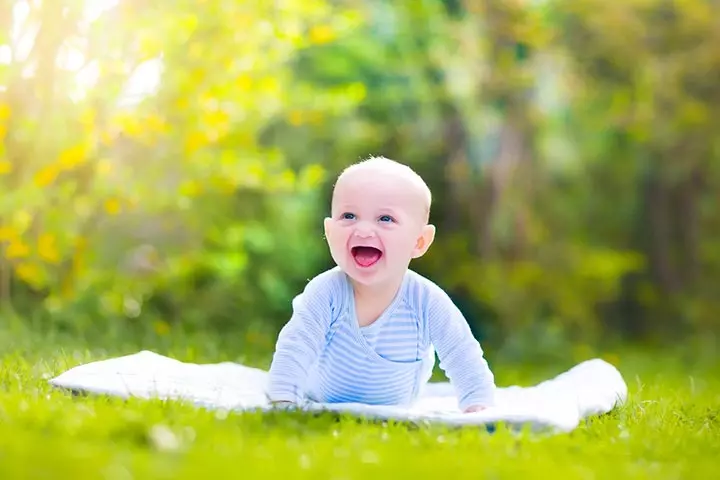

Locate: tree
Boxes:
[0,0,362,333]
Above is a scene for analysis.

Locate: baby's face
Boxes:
[324,166,434,288]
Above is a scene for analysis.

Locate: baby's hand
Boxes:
[464,405,488,413]
[271,400,296,409]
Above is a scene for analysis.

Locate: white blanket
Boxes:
[49,351,628,433]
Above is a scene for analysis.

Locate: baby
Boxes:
[267,156,495,413]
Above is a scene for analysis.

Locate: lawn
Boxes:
[0,325,718,479]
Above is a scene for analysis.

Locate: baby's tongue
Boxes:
[353,247,381,267]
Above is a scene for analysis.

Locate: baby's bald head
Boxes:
[332,156,432,223]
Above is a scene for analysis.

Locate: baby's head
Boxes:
[323,156,436,288]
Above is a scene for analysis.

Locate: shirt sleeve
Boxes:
[427,286,496,411]
[266,273,335,404]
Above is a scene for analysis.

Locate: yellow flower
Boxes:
[15,262,43,286]
[112,112,142,138]
[236,75,253,90]
[104,198,122,215]
[184,131,206,153]
[34,165,59,187]
[145,114,169,135]
[309,25,335,45]
[0,226,17,241]
[57,144,88,170]
[0,159,12,175]
[38,233,60,264]
[5,241,30,259]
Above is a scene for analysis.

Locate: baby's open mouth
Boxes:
[351,246,383,268]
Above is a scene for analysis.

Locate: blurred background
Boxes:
[1,0,718,363]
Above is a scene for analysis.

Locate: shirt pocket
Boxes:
[368,320,422,363]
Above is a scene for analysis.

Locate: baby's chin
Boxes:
[339,261,383,284]
[342,261,411,289]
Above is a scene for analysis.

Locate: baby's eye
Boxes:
[378,215,395,223]
[341,212,356,220]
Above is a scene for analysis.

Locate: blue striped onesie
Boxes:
[267,267,496,411]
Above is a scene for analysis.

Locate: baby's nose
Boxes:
[354,224,376,238]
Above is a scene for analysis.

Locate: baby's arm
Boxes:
[427,287,496,412]
[267,274,334,405]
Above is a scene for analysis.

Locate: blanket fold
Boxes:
[49,351,627,433]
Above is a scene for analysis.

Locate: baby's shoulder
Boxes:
[300,266,348,302]
[403,269,453,312]
[306,265,345,286]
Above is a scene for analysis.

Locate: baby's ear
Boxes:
[323,217,332,240]
[412,224,436,258]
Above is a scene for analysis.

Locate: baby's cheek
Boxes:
[326,228,344,247]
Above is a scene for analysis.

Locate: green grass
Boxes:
[1,325,718,479]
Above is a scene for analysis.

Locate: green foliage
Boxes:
[0,0,361,333]
[1,0,719,344]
